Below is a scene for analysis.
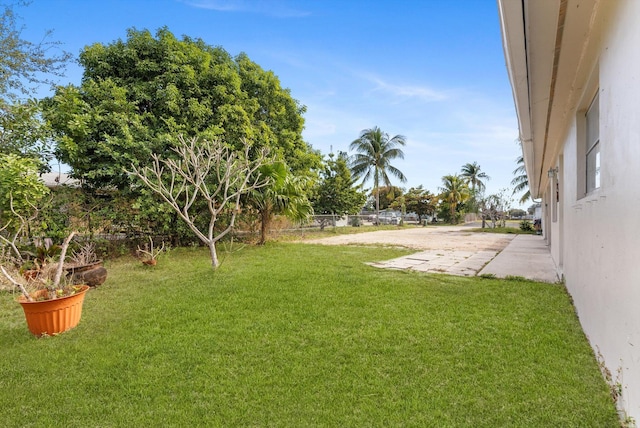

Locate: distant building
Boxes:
[499,0,640,420]
[40,172,80,188]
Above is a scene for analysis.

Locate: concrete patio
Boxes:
[306,225,560,283]
[368,234,559,283]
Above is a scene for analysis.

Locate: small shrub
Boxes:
[520,220,534,232]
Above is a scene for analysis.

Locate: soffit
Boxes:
[523,0,562,198]
[500,0,603,198]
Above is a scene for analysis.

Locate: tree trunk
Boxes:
[374,174,380,224]
[208,241,219,269]
[171,212,180,247]
[259,208,270,245]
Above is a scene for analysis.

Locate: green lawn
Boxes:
[468,226,535,234]
[0,243,618,427]
[274,223,408,241]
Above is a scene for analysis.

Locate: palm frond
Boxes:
[348,126,406,188]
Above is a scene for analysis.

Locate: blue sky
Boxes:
[19,0,523,206]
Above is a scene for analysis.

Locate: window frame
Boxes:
[585,92,600,194]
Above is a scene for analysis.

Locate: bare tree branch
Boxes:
[137,236,165,265]
[0,265,31,301]
[0,193,41,263]
[0,221,22,262]
[51,231,75,290]
[129,135,273,268]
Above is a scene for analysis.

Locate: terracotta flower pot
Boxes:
[19,285,90,337]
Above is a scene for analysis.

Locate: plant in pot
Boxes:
[136,236,166,266]
[0,231,90,337]
[19,238,61,279]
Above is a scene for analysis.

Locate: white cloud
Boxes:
[257,48,522,203]
[303,118,336,139]
[302,102,372,152]
[181,0,310,18]
[363,74,449,102]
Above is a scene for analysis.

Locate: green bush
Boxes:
[520,220,534,232]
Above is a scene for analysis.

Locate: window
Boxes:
[585,93,600,193]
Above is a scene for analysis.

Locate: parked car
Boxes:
[374,211,399,225]
[403,212,419,222]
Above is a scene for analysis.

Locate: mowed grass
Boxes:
[273,223,410,241]
[468,226,535,235]
[0,243,618,427]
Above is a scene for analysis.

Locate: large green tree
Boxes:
[236,53,319,175]
[349,126,406,222]
[0,2,70,100]
[44,27,319,190]
[0,154,49,230]
[311,152,366,218]
[0,99,53,169]
[403,186,436,221]
[372,185,404,211]
[0,1,70,169]
[439,174,470,224]
[0,1,70,241]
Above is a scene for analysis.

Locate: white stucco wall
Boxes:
[547,0,640,418]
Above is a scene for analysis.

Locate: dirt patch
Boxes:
[302,226,515,253]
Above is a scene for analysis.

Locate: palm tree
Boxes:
[460,162,490,218]
[247,162,313,245]
[511,155,531,204]
[460,162,490,193]
[439,174,470,224]
[349,126,407,222]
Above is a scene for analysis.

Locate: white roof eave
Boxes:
[497,0,538,196]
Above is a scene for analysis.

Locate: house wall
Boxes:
[547,0,640,418]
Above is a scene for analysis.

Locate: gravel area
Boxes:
[303,225,515,252]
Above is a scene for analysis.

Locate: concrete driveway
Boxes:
[304,225,559,282]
